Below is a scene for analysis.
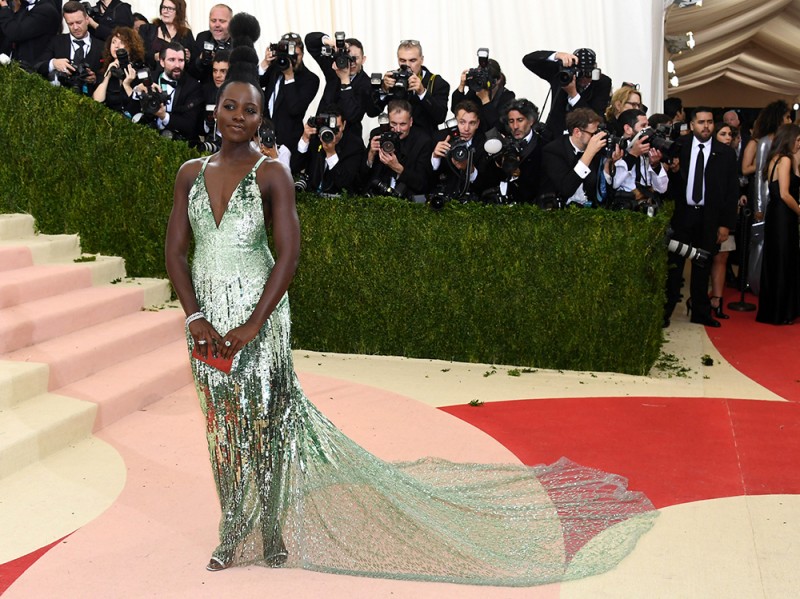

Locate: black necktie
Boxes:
[73,40,85,63]
[692,144,704,204]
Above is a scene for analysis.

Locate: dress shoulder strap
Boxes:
[251,155,268,173]
[199,155,213,174]
[769,157,782,181]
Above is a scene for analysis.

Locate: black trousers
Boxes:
[665,205,714,320]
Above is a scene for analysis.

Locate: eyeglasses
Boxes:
[624,101,641,109]
[579,128,599,136]
[622,81,640,91]
[399,39,421,47]
[160,5,176,12]
[282,33,301,40]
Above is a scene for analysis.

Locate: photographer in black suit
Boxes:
[36,1,102,94]
[522,48,612,139]
[451,55,515,134]
[132,41,203,141]
[305,31,379,141]
[86,0,133,42]
[373,39,450,138]
[478,98,546,204]
[291,106,365,195]
[664,107,739,328]
[259,32,320,156]
[364,98,433,198]
[188,3,231,85]
[0,0,61,66]
[430,100,486,201]
[541,107,621,207]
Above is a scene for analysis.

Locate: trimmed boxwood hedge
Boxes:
[0,64,668,374]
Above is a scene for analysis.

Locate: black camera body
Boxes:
[389,64,412,96]
[80,1,102,21]
[57,61,93,93]
[259,124,276,148]
[596,125,628,156]
[270,40,298,71]
[465,47,491,93]
[320,31,354,70]
[632,126,676,154]
[556,59,598,86]
[439,118,471,162]
[484,134,526,176]
[109,48,132,80]
[140,89,171,115]
[307,113,339,144]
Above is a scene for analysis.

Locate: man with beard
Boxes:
[133,41,202,141]
[664,107,739,328]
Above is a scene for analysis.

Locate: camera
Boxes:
[307,113,339,144]
[56,61,93,93]
[376,113,399,153]
[389,64,412,96]
[484,134,526,176]
[367,179,407,199]
[295,172,310,192]
[320,31,355,70]
[666,227,710,267]
[631,126,676,154]
[481,186,513,205]
[109,48,131,80]
[133,68,170,116]
[596,125,628,156]
[259,123,276,148]
[80,1,102,21]
[465,47,491,93]
[270,40,297,71]
[200,41,215,66]
[439,117,471,162]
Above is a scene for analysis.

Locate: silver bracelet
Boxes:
[185,311,205,327]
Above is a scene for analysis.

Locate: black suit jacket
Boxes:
[35,34,104,88]
[89,0,133,42]
[163,74,203,140]
[541,135,605,206]
[304,32,380,141]
[0,1,61,66]
[363,126,433,196]
[373,67,450,138]
[673,137,739,249]
[430,130,487,197]
[290,129,365,195]
[522,50,612,138]
[260,63,320,154]
[478,130,545,203]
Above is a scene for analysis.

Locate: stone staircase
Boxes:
[0,213,193,483]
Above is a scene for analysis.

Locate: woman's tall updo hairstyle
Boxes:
[217,13,265,109]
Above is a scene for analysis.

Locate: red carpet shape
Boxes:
[441,396,800,509]
[0,537,65,595]
[708,288,800,402]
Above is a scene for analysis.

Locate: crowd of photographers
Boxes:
[0,1,704,210]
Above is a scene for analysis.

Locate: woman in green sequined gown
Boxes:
[165,22,656,586]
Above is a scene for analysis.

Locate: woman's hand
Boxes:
[189,318,223,358]
[220,321,261,360]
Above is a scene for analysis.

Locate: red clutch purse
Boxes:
[192,346,233,374]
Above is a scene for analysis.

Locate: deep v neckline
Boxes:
[201,156,266,229]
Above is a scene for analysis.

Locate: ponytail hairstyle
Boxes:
[216,12,265,110]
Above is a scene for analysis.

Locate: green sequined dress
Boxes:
[186,155,657,586]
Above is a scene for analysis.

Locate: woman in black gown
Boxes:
[756,123,800,324]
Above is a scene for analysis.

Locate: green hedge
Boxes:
[0,64,668,374]
[0,63,198,276]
